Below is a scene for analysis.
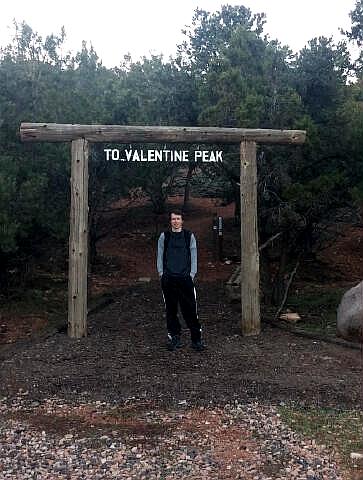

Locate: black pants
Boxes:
[161,274,201,343]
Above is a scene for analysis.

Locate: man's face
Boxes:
[170,213,183,231]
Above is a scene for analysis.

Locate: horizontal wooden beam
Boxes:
[20,123,306,145]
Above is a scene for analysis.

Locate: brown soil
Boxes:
[0,196,361,411]
[0,314,47,344]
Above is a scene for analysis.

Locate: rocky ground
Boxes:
[0,395,347,480]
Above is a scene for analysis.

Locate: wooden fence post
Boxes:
[240,140,260,336]
[68,138,89,338]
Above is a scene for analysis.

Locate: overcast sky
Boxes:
[0,0,357,67]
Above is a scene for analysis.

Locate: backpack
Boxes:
[163,229,192,270]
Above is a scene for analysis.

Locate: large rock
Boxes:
[337,281,363,343]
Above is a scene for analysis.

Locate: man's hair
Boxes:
[169,209,184,220]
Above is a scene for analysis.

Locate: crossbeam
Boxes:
[20,123,306,145]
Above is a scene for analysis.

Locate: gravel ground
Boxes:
[0,393,346,480]
[1,281,361,479]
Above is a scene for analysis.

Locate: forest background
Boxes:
[0,1,362,306]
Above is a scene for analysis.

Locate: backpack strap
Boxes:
[183,229,192,268]
[163,230,171,270]
[183,229,192,249]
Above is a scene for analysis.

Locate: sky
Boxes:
[0,0,358,67]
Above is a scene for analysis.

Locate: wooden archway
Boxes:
[20,123,306,338]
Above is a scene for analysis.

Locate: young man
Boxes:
[157,210,205,351]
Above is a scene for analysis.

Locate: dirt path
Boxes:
[0,280,360,408]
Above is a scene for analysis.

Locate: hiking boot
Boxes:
[167,335,182,351]
[191,340,206,351]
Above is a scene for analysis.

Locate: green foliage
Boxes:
[346,0,363,45]
[343,0,363,72]
[178,5,266,74]
[114,55,197,126]
[0,5,362,286]
[258,36,360,257]
[284,172,350,218]
[0,156,19,252]
[294,37,350,122]
[0,22,120,269]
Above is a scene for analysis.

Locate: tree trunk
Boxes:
[183,164,195,211]
[272,237,289,306]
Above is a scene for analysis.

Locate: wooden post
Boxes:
[240,141,260,336]
[68,139,89,338]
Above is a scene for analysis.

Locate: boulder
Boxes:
[337,281,363,343]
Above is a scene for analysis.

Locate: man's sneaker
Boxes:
[167,335,182,351]
[191,340,206,351]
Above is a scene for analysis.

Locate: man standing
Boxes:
[157,210,205,351]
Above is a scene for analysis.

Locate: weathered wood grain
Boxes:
[20,123,306,144]
[240,140,260,336]
[68,139,89,338]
